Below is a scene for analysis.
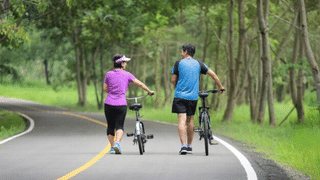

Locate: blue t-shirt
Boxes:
[171,58,209,100]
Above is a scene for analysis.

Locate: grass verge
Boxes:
[0,110,26,141]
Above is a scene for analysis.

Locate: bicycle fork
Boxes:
[127,120,154,145]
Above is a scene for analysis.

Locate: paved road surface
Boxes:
[0,96,291,180]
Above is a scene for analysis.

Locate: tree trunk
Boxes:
[91,46,102,109]
[297,11,306,122]
[289,24,299,106]
[80,45,88,106]
[200,5,211,91]
[211,18,223,110]
[257,0,272,125]
[290,8,305,123]
[155,45,162,109]
[299,0,320,114]
[100,44,105,109]
[74,32,85,106]
[263,0,276,126]
[222,0,235,122]
[163,44,172,106]
[43,59,51,85]
[253,32,263,121]
[297,30,306,122]
[235,0,246,100]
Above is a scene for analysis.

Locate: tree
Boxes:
[298,0,320,114]
[256,0,276,126]
[0,0,29,48]
[222,0,245,123]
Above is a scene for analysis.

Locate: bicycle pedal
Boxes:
[127,132,134,137]
[147,134,154,139]
[210,142,218,145]
[194,128,200,132]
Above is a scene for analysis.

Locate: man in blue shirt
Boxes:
[171,44,224,155]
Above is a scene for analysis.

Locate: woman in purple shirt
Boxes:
[103,53,154,154]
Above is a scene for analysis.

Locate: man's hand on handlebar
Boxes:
[218,87,225,94]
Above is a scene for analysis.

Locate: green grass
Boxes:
[1,81,320,179]
[0,81,105,113]
[210,104,320,180]
[0,110,26,140]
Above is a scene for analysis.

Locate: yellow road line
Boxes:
[56,143,111,180]
[2,100,111,179]
[56,111,111,180]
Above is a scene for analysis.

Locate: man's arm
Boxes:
[207,69,224,93]
[171,74,177,88]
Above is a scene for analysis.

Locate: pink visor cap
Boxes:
[115,55,131,63]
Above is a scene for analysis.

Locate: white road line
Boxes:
[0,112,35,145]
[213,135,258,180]
[145,118,258,180]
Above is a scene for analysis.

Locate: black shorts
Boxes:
[104,104,127,136]
[172,98,198,116]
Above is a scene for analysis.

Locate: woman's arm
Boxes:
[103,83,108,94]
[132,79,154,95]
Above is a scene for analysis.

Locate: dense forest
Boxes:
[1,0,320,126]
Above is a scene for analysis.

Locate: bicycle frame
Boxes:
[196,89,225,155]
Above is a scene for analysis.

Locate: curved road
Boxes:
[0,97,290,180]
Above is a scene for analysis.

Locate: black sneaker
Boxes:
[179,147,187,155]
[187,146,193,154]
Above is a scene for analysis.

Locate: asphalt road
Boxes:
[0,96,293,180]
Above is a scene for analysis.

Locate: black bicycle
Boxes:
[126,94,154,155]
[194,89,225,156]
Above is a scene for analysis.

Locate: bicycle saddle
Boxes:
[199,92,209,98]
[129,103,142,110]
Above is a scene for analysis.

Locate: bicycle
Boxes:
[194,89,225,156]
[126,93,154,155]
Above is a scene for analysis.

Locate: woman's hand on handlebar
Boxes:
[148,91,155,96]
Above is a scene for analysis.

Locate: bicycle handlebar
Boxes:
[126,92,154,103]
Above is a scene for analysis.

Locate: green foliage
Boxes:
[0,64,21,84]
[0,0,30,48]
[309,99,320,108]
[277,57,311,75]
[0,21,28,48]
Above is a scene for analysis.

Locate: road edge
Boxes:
[0,112,35,145]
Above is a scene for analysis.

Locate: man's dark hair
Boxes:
[182,44,196,57]
[113,53,124,68]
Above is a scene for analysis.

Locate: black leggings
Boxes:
[104,104,127,136]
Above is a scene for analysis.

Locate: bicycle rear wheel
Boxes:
[202,113,209,156]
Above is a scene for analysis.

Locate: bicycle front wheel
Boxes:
[137,135,144,155]
[137,122,145,155]
[202,113,209,156]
